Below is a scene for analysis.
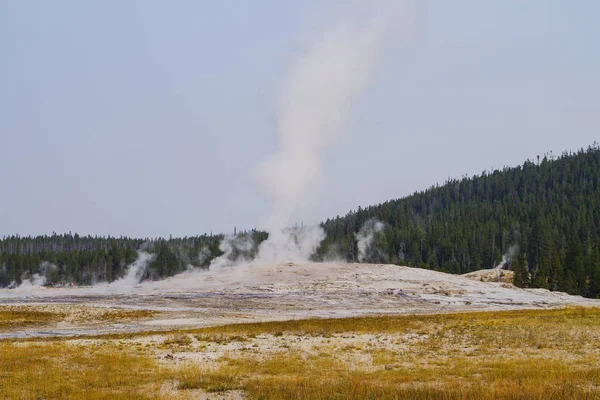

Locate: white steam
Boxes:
[208,225,326,271]
[254,1,403,262]
[107,251,155,290]
[495,245,519,270]
[356,219,386,262]
[257,225,325,263]
[209,235,254,271]
[39,261,58,277]
[197,247,211,265]
[15,273,47,290]
[13,261,58,290]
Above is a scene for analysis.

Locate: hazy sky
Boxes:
[1,1,599,238]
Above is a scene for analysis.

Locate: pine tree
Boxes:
[549,247,564,291]
[512,254,530,288]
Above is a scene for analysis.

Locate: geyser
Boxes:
[254,1,403,262]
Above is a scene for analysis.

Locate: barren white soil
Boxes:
[1,262,598,338]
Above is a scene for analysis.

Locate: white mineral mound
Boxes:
[0,262,595,312]
[462,268,515,284]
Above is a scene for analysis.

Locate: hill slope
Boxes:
[318,144,600,297]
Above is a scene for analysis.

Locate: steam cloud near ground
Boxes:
[104,252,156,291]
[12,261,57,290]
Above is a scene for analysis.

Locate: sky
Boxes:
[1,0,599,238]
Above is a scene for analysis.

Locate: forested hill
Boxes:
[317,144,600,298]
[1,145,600,298]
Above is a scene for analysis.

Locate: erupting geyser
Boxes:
[252,1,406,263]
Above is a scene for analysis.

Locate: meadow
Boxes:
[1,307,599,399]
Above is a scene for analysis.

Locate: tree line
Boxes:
[1,144,599,298]
[316,144,600,298]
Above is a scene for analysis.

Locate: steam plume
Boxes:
[107,251,155,290]
[356,219,386,262]
[209,234,254,271]
[495,245,520,270]
[257,225,325,263]
[255,2,403,261]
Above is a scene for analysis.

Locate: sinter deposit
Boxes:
[0,262,597,338]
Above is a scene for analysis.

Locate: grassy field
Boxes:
[1,307,599,399]
[0,305,158,331]
[0,308,61,330]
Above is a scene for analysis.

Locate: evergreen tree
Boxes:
[512,254,530,288]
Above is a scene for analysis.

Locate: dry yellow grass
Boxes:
[0,342,167,399]
[0,305,158,332]
[0,307,599,399]
[232,351,600,399]
[0,309,61,330]
[191,306,600,337]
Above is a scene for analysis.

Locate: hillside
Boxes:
[1,144,599,298]
[318,144,600,297]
